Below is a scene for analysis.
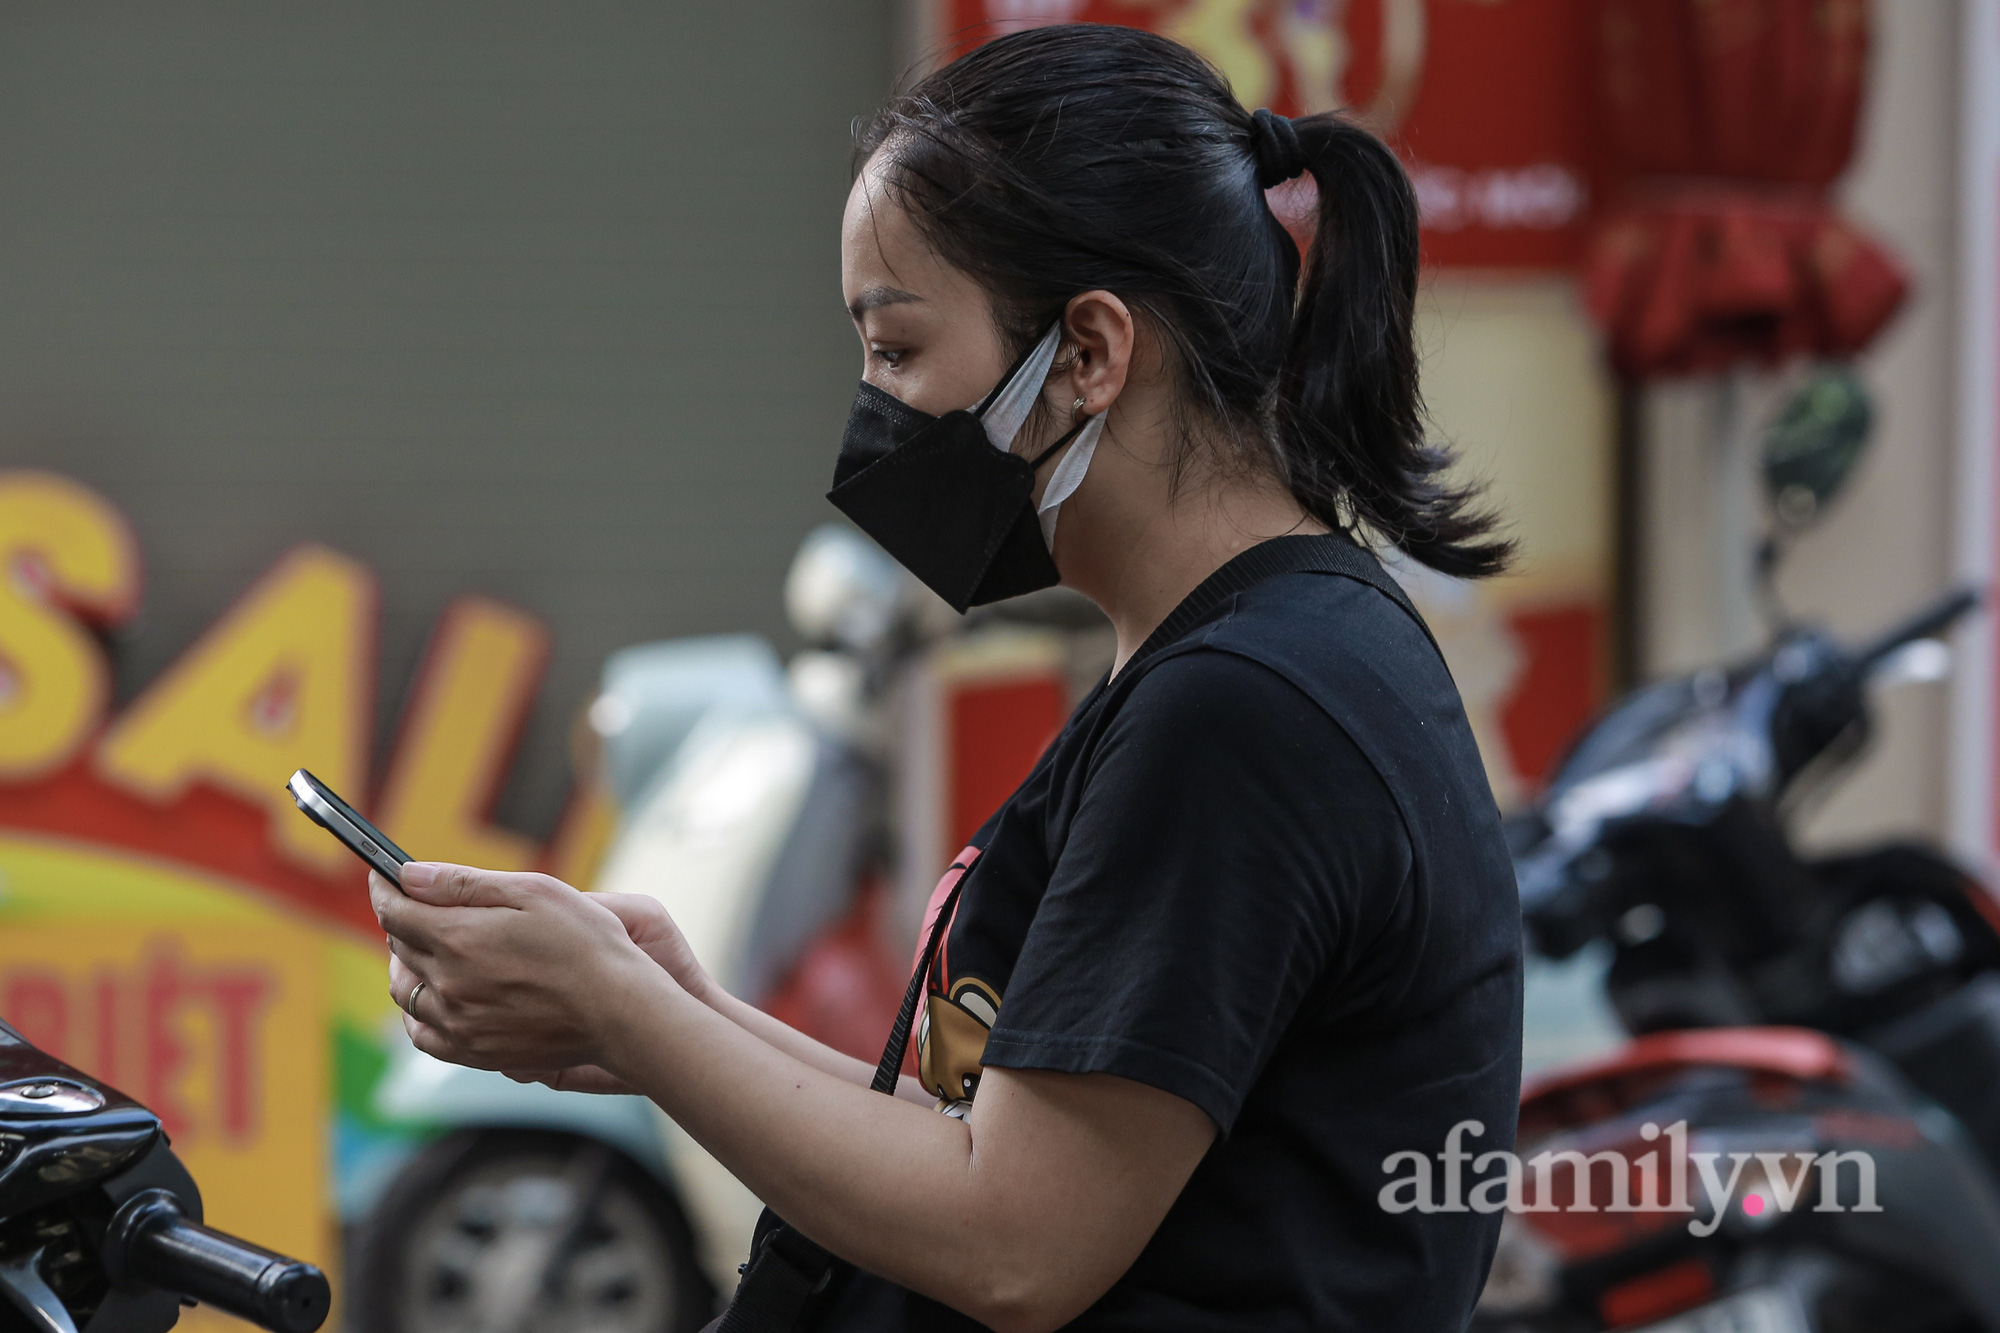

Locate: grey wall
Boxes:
[0,2,895,835]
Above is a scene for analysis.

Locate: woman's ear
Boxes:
[1060,290,1134,417]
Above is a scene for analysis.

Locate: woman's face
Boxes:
[841,154,1013,418]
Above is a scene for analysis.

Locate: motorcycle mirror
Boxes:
[1761,366,1873,533]
[785,524,908,654]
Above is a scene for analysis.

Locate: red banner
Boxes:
[922,0,1599,269]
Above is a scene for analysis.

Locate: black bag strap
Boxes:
[712,868,972,1333]
[1297,539,1446,664]
[869,859,969,1092]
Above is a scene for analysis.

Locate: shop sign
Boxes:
[917,0,1598,268]
[0,470,611,933]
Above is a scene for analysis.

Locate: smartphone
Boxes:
[286,769,413,887]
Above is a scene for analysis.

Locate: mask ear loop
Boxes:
[1035,411,1106,548]
[1022,419,1084,471]
[974,319,1102,549]
[972,323,1057,417]
[976,323,1065,451]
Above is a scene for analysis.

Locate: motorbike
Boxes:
[0,1016,328,1333]
[1485,368,2000,1331]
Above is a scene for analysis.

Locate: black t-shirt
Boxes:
[819,535,1522,1332]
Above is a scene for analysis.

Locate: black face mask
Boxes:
[827,326,1090,613]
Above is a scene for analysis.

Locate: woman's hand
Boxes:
[503,1066,639,1095]
[589,892,719,1005]
[371,862,665,1073]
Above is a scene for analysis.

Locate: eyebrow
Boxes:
[848,285,924,321]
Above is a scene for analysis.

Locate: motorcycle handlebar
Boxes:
[1854,586,1983,672]
[106,1191,329,1333]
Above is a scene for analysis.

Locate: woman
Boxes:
[374,23,1522,1333]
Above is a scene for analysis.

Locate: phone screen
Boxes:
[287,769,413,887]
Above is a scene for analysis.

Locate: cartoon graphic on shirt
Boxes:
[918,975,1001,1116]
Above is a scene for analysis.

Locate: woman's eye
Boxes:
[870,346,907,368]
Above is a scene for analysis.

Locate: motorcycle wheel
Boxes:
[348,1128,714,1333]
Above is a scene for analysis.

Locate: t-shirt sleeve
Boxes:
[978,647,1413,1133]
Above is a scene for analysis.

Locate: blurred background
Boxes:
[1,2,1998,1331]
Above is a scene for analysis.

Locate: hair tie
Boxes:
[1248,108,1306,189]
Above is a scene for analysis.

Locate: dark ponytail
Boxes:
[861,24,1511,578]
[1278,113,1510,576]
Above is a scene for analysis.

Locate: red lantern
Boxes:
[1582,0,1908,377]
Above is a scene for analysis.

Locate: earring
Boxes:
[1072,397,1087,421]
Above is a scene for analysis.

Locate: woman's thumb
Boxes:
[398,861,512,907]
[593,892,666,934]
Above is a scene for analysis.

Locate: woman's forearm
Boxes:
[600,962,1009,1315]
[371,867,1203,1333]
[693,973,934,1106]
